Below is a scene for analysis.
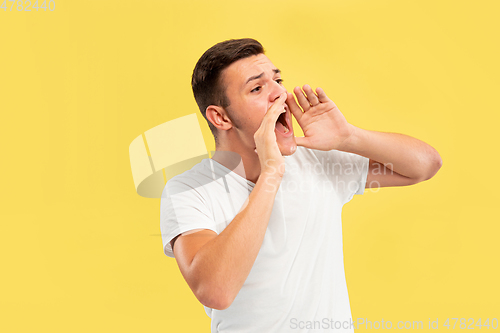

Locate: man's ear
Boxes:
[206,105,233,131]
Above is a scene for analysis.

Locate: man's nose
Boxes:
[270,83,287,102]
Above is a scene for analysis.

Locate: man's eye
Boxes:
[276,79,284,85]
[251,86,261,93]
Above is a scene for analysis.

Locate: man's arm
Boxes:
[172,173,280,310]
[171,93,289,310]
[287,85,442,187]
[343,128,442,188]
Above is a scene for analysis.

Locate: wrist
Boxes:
[336,124,360,153]
[260,167,284,182]
[258,169,283,191]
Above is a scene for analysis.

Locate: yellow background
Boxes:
[1,0,499,331]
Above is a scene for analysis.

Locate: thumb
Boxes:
[294,136,311,148]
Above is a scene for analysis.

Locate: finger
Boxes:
[303,85,319,106]
[286,92,303,122]
[294,136,312,148]
[264,92,287,127]
[294,86,311,111]
[316,87,331,103]
[254,92,287,150]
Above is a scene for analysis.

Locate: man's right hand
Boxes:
[253,92,288,179]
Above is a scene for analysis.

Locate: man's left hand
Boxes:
[287,85,356,151]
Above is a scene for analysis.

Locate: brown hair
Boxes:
[191,38,265,142]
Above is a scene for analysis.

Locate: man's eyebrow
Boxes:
[244,69,281,85]
[245,72,264,85]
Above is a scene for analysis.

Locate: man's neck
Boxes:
[211,147,262,184]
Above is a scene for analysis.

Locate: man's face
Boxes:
[221,53,297,156]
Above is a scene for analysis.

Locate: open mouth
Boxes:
[275,104,293,136]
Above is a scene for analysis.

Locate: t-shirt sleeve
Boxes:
[160,178,217,258]
[311,148,370,205]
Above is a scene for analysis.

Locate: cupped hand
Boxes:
[287,85,356,151]
[254,92,288,178]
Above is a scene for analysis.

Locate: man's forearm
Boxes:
[340,125,442,181]
[187,172,281,309]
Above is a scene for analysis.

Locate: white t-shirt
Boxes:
[160,146,369,332]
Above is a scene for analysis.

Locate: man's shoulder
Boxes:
[163,159,212,196]
[163,157,239,197]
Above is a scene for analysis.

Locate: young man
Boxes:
[160,38,442,332]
